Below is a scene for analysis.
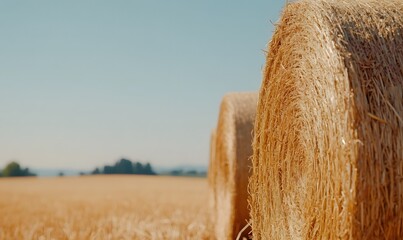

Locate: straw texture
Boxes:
[211,92,258,240]
[249,0,403,239]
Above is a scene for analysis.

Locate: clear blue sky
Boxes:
[0,1,283,170]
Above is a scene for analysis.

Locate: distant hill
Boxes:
[31,168,86,177]
[153,164,207,177]
[153,164,207,174]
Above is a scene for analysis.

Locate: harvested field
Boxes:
[0,176,212,240]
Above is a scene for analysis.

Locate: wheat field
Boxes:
[0,175,213,240]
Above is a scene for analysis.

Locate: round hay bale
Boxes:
[249,0,403,239]
[212,92,258,240]
[208,128,217,222]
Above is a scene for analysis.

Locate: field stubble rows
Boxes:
[0,175,212,240]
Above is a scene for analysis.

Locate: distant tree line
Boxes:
[0,161,36,177]
[90,158,156,175]
[0,159,205,178]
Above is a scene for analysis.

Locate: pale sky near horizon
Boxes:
[0,1,283,170]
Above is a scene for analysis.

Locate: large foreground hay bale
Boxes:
[211,92,258,240]
[249,0,403,239]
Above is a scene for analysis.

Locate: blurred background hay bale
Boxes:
[209,92,258,240]
[208,128,217,223]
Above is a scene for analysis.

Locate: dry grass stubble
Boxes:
[0,175,212,240]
